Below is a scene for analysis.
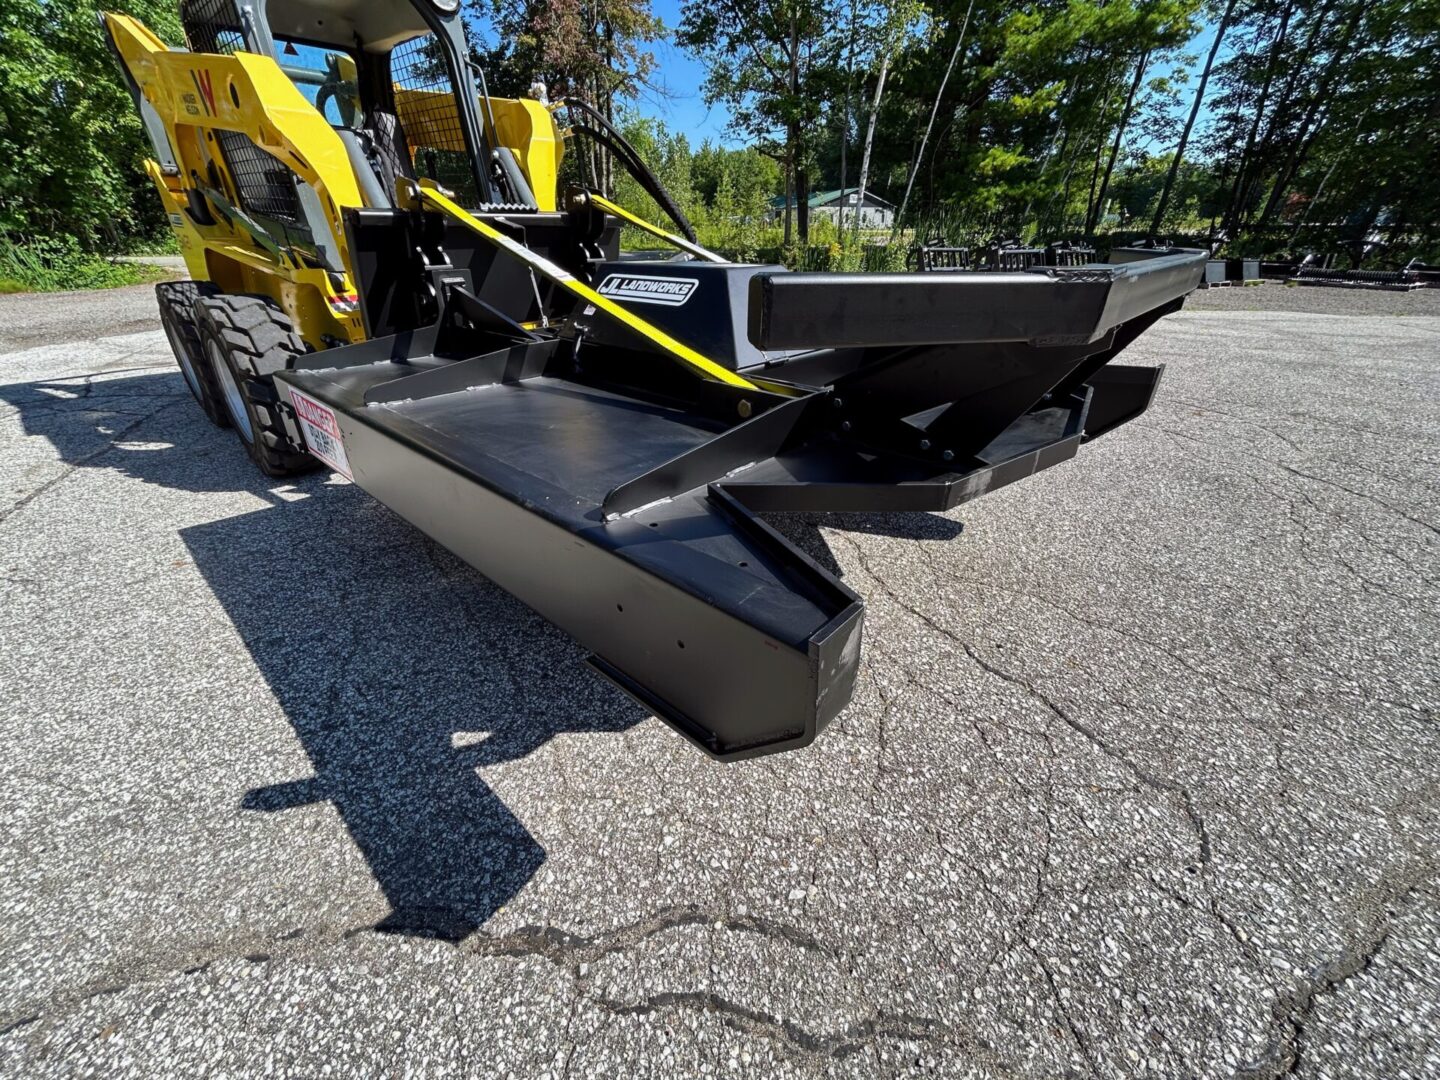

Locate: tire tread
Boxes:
[156,280,227,427]
[193,294,316,477]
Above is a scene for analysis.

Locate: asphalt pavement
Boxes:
[0,282,1436,1078]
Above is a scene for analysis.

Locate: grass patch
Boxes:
[120,233,182,257]
[620,219,911,271]
[0,237,171,294]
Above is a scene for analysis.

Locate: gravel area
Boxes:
[0,286,1436,1078]
[1187,281,1440,317]
[0,283,176,353]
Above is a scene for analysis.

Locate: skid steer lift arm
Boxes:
[104,0,1205,758]
[409,183,758,390]
[578,192,727,264]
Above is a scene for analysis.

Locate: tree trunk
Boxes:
[1239,0,1338,230]
[1082,73,1122,234]
[784,11,800,246]
[1224,1,1294,239]
[797,167,811,242]
[783,146,794,246]
[1286,105,1369,247]
[1055,115,1097,234]
[894,0,976,236]
[1255,1,1365,232]
[1087,50,1149,235]
[1037,50,1093,229]
[1256,0,1338,162]
[838,0,858,235]
[1256,103,1330,233]
[852,50,891,243]
[1150,0,1240,236]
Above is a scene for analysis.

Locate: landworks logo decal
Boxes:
[596,273,698,307]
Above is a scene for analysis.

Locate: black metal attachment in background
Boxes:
[1292,266,1429,291]
[911,244,972,272]
[1046,241,1096,267]
[982,238,1045,271]
[910,239,1098,273]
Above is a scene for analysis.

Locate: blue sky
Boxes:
[630,0,738,145]
[477,1,1217,155]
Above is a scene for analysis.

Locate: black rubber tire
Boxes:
[156,280,228,427]
[193,295,318,477]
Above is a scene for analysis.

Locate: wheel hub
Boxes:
[208,340,254,443]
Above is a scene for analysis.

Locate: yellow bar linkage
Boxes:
[412,184,758,391]
[583,193,727,264]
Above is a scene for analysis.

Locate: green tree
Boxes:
[0,0,183,249]
[864,0,1201,240]
[676,0,841,244]
[1199,0,1438,260]
[471,0,661,192]
[610,113,695,228]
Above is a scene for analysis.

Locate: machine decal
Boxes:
[190,70,215,116]
[597,274,698,307]
[289,388,352,479]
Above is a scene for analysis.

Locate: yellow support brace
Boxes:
[584,194,727,264]
[414,185,759,391]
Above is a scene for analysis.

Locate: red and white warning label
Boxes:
[289,387,353,480]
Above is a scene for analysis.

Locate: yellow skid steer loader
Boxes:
[103,0,1204,758]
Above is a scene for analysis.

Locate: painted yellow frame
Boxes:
[104,12,370,347]
[395,90,564,212]
[104,11,697,373]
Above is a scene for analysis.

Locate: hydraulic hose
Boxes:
[565,101,698,243]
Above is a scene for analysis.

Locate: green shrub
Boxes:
[860,242,910,272]
[0,236,156,293]
[737,240,907,271]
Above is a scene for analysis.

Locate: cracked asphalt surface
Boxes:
[1,283,1436,1078]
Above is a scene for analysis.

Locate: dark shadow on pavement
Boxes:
[0,371,271,496]
[2,368,647,940]
[763,510,964,578]
[182,491,649,939]
[2,368,972,938]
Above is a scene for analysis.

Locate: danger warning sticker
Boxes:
[289,387,352,480]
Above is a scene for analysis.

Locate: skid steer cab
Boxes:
[104,0,1205,759]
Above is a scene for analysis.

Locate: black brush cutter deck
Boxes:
[274,216,1203,759]
[106,0,1204,760]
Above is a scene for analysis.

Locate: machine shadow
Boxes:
[181,492,649,939]
[2,368,968,938]
[762,510,965,578]
[0,371,268,495]
[2,368,649,939]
